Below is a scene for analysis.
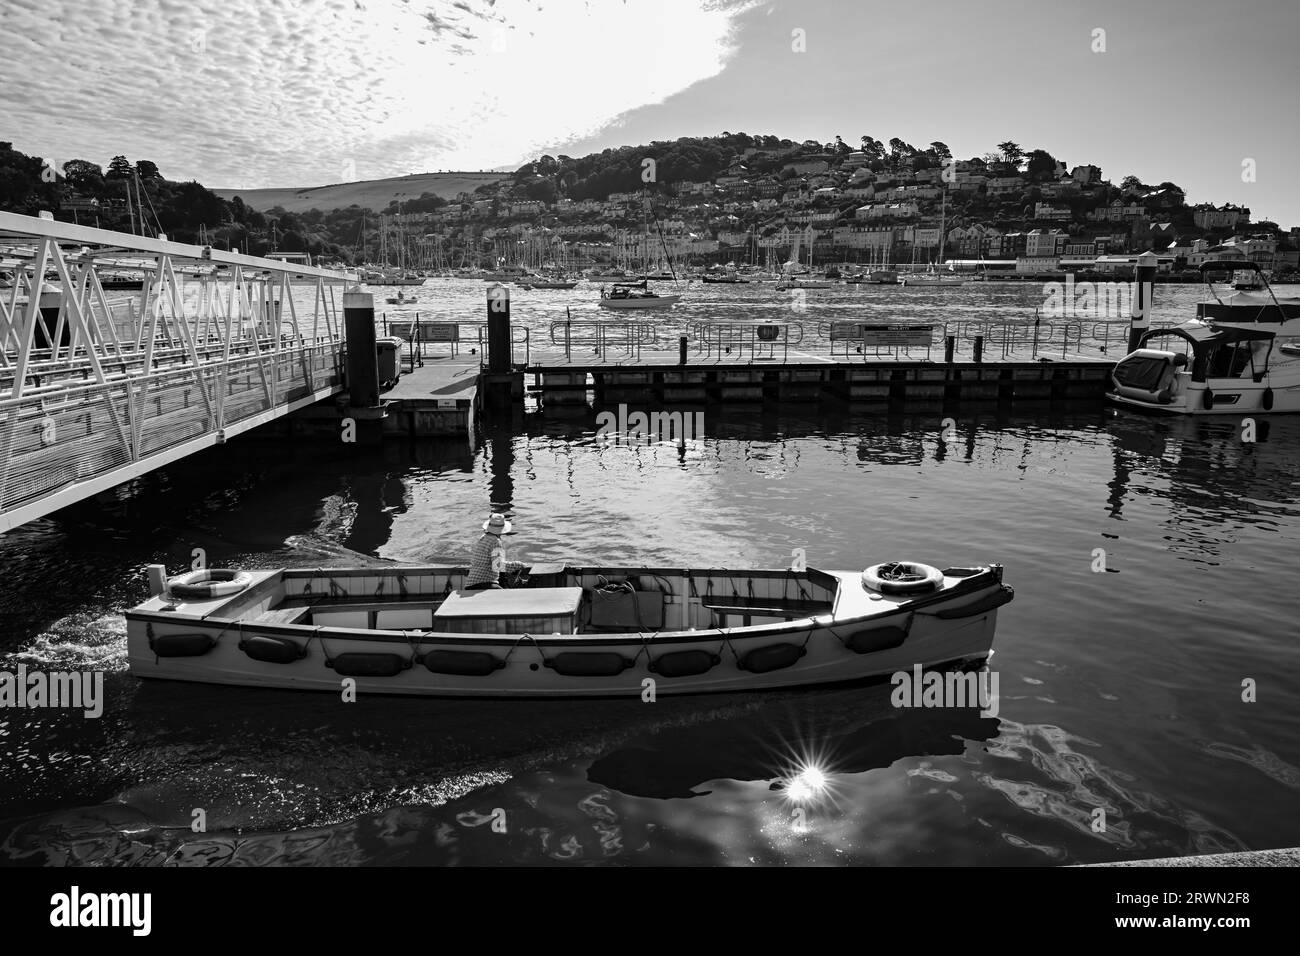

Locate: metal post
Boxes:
[343,290,380,408]
[1128,251,1158,353]
[973,335,984,364]
[487,284,511,372]
[679,335,688,366]
[944,334,955,363]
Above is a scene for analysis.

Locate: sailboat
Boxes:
[597,197,684,309]
[900,190,966,287]
[776,230,833,289]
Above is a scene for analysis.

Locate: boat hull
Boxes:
[126,566,1010,698]
[598,295,681,310]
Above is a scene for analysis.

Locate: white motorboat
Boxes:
[1109,260,1300,415]
[776,277,834,290]
[126,561,1012,698]
[901,272,967,287]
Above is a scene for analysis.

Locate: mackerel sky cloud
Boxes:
[1,0,1297,224]
[0,0,754,184]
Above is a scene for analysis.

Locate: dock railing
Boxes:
[547,319,656,361]
[691,319,805,362]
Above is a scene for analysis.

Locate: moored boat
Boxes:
[1108,260,1300,415]
[126,561,1012,698]
[598,280,681,310]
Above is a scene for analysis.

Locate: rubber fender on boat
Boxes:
[1203,388,1215,410]
[931,585,1014,620]
[328,652,410,677]
[648,649,720,677]
[861,562,944,595]
[1263,388,1274,411]
[167,569,254,600]
[149,631,217,657]
[240,635,307,664]
[738,642,806,673]
[546,651,631,677]
[423,649,504,676]
[845,624,909,655]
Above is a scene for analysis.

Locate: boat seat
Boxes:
[255,605,313,626]
[700,596,830,623]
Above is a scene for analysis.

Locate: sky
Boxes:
[2,0,1297,225]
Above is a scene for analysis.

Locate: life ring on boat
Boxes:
[861,562,944,595]
[167,569,253,600]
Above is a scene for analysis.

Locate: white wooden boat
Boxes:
[126,561,1012,698]
[1109,261,1300,415]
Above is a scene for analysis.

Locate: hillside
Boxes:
[212,171,508,213]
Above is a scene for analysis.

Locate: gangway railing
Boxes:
[0,210,351,532]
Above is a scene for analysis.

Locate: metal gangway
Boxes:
[0,211,352,533]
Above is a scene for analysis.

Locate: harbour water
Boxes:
[2,283,1299,866]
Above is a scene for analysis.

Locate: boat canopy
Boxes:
[1142,321,1274,351]
[1197,293,1300,324]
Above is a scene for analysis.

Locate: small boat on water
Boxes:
[1233,269,1264,290]
[598,280,681,310]
[385,293,419,305]
[126,561,1012,697]
[523,275,579,289]
[776,277,834,290]
[1109,260,1300,415]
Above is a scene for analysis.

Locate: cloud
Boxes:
[0,0,754,187]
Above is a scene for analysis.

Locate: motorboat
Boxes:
[523,275,579,289]
[385,293,419,305]
[775,276,835,290]
[126,561,1012,697]
[900,267,966,287]
[701,273,749,284]
[1233,269,1264,291]
[1108,260,1300,415]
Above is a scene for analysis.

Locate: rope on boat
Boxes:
[786,567,812,604]
[501,632,547,666]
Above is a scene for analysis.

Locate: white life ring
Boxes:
[861,562,944,595]
[167,569,254,600]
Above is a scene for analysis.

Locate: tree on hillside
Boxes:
[996,141,1023,167]
[1120,175,1149,194]
[135,160,161,180]
[1024,149,1058,179]
[929,141,952,164]
[62,159,104,193]
[106,155,132,179]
